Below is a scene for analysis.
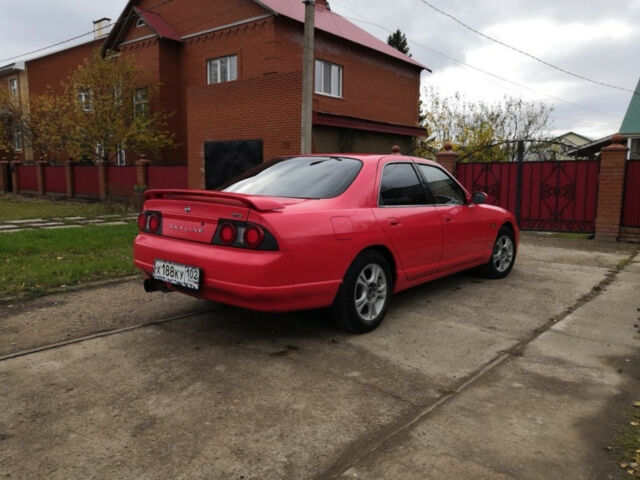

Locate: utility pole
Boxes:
[300,0,315,154]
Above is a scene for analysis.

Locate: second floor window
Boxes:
[77,89,92,112]
[13,124,23,152]
[207,55,238,85]
[133,88,149,118]
[9,78,18,100]
[315,59,342,98]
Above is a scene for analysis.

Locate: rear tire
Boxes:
[480,226,516,279]
[331,250,393,333]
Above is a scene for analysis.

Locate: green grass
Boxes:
[616,402,640,477]
[0,195,132,222]
[0,224,138,300]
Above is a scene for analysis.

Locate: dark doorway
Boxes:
[204,139,263,190]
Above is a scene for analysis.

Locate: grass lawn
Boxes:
[0,224,138,300]
[0,195,132,222]
[617,402,640,477]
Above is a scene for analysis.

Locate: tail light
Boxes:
[138,211,163,235]
[213,220,278,250]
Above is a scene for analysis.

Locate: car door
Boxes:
[373,161,443,281]
[415,163,491,271]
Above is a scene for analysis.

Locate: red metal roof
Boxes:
[313,111,428,137]
[134,7,182,42]
[255,1,428,70]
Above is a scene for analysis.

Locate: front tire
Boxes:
[480,226,516,279]
[331,250,393,333]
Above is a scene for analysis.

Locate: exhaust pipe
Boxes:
[144,278,169,293]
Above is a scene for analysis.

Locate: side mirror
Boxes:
[471,192,487,204]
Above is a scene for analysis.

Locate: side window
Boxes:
[379,163,428,206]
[416,164,465,205]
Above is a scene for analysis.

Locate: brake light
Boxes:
[213,220,278,250]
[138,211,162,234]
[243,225,265,248]
[148,214,160,234]
[219,222,237,244]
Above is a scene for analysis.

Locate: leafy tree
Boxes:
[417,87,553,162]
[0,50,174,163]
[387,29,411,56]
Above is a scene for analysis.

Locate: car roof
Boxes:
[308,153,441,167]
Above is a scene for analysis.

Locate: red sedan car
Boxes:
[134,154,518,333]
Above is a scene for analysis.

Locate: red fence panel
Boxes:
[43,166,66,194]
[148,166,188,189]
[107,166,137,198]
[520,160,599,232]
[18,165,37,191]
[73,166,99,196]
[456,162,518,213]
[623,160,640,227]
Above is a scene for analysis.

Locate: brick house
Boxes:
[2,0,428,189]
[0,62,29,162]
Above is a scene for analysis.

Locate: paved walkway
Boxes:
[0,214,139,233]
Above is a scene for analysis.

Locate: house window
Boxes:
[116,146,126,166]
[136,17,145,28]
[207,55,238,85]
[315,59,342,98]
[77,89,92,112]
[631,138,640,160]
[8,77,19,100]
[13,124,23,152]
[133,88,149,118]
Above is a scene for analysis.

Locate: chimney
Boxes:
[93,18,112,39]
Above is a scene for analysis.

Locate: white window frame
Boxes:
[133,87,149,118]
[116,145,126,166]
[136,17,145,28]
[314,59,343,98]
[8,77,18,100]
[77,89,92,112]
[207,55,238,85]
[13,124,23,152]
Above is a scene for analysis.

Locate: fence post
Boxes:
[10,161,21,194]
[0,158,9,193]
[96,160,111,200]
[136,155,150,187]
[64,159,75,198]
[514,140,524,224]
[436,142,458,175]
[595,134,628,241]
[36,159,48,195]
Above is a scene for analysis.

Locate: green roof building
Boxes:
[620,78,640,159]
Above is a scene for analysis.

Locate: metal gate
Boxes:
[455,140,600,233]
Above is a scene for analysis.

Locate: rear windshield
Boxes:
[221,156,362,199]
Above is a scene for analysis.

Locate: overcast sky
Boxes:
[1,0,638,140]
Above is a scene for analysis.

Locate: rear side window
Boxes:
[222,156,362,199]
[379,163,429,206]
[416,164,465,205]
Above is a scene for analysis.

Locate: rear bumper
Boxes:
[133,233,340,312]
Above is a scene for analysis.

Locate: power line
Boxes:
[332,6,619,119]
[416,0,639,96]
[0,0,174,64]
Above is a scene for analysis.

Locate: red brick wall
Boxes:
[595,137,628,240]
[27,39,103,95]
[187,71,302,188]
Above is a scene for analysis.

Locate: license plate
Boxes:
[153,259,201,290]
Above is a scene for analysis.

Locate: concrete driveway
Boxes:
[1,234,638,479]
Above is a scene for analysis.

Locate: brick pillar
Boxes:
[0,159,9,193]
[64,159,75,198]
[10,161,21,194]
[36,160,48,195]
[436,142,458,175]
[595,134,628,241]
[136,155,150,187]
[96,160,111,200]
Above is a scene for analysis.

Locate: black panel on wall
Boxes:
[204,139,264,190]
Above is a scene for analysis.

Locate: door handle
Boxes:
[444,217,453,223]
[388,217,400,226]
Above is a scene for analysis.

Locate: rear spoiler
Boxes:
[144,189,285,212]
